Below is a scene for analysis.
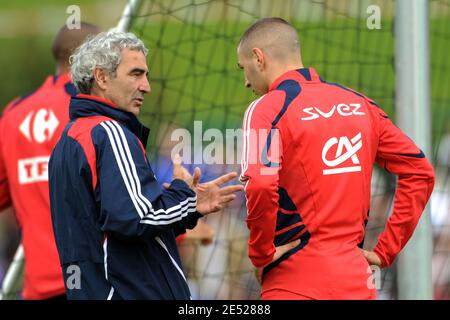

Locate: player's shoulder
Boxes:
[242,92,286,129]
[273,78,302,101]
[3,76,57,115]
[318,79,392,119]
[321,80,379,107]
[1,90,38,117]
[263,80,303,114]
[2,75,74,118]
[246,90,286,114]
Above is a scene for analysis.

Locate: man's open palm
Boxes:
[193,170,244,215]
[169,155,243,215]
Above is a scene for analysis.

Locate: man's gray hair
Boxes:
[70,30,148,94]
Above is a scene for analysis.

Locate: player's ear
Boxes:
[252,48,265,71]
[93,67,108,91]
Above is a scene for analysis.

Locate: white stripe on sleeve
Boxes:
[100,122,144,218]
[101,121,198,225]
[242,96,265,176]
[109,121,154,211]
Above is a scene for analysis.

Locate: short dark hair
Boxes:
[238,17,300,60]
[52,22,101,65]
[239,17,292,47]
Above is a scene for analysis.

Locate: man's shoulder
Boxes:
[68,116,114,141]
[261,90,287,104]
[77,118,140,147]
[56,117,116,166]
[246,91,285,113]
[94,119,145,151]
[2,90,39,116]
[319,80,379,107]
[2,75,72,118]
[244,89,296,127]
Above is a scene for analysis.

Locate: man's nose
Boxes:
[140,77,151,94]
[245,79,250,88]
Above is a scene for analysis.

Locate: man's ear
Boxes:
[93,67,108,91]
[252,48,265,71]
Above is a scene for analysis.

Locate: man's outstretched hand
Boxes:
[193,170,244,215]
[169,154,244,215]
[172,154,195,187]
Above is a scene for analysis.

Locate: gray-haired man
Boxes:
[49,31,242,299]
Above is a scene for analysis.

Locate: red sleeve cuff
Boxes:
[249,247,276,268]
[373,246,389,268]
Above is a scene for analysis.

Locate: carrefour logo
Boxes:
[19,109,59,143]
[322,132,363,175]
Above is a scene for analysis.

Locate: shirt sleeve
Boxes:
[95,120,201,241]
[241,94,284,268]
[373,109,435,267]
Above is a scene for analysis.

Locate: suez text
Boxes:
[301,103,365,121]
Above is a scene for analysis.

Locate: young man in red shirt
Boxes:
[0,23,100,299]
[237,18,435,299]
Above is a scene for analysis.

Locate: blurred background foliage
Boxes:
[0,0,127,110]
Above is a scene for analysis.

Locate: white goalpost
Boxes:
[0,245,24,300]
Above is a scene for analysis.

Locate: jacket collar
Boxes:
[69,94,150,147]
[269,67,321,91]
[50,73,72,86]
[39,73,77,96]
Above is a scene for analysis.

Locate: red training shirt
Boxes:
[241,68,435,299]
[0,73,74,299]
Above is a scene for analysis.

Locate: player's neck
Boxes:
[56,64,70,76]
[267,62,304,87]
[281,59,304,74]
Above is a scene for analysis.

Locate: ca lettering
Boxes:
[322,132,363,175]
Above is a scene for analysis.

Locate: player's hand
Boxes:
[255,239,301,284]
[193,171,244,215]
[183,219,215,245]
[360,249,382,267]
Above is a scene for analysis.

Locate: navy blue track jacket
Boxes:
[49,94,201,300]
